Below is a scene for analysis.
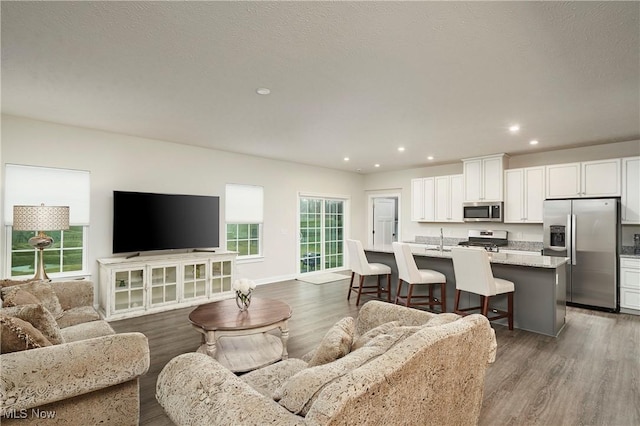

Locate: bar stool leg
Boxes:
[508,292,514,330]
[386,274,391,302]
[395,279,403,305]
[356,275,366,306]
[481,296,490,317]
[347,272,355,301]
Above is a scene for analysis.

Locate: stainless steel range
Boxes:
[458,230,508,252]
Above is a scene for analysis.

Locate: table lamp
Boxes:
[13,204,70,281]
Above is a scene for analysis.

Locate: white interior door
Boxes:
[373,198,397,246]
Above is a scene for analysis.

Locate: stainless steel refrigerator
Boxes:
[543,198,620,311]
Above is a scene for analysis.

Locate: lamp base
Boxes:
[28,232,53,281]
[32,249,50,281]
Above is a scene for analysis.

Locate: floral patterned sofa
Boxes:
[157,300,496,425]
[0,279,150,425]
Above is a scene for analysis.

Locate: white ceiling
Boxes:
[2,1,639,173]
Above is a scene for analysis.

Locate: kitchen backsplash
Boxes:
[413,235,543,253]
[621,246,639,256]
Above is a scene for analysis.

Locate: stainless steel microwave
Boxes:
[463,202,503,222]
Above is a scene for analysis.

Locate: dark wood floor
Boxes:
[111,277,640,426]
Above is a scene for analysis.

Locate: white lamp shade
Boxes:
[13,205,70,231]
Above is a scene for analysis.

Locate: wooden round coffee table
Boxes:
[189,298,292,373]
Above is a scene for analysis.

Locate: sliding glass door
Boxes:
[299,196,345,274]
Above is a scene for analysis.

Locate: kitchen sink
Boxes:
[425,247,452,252]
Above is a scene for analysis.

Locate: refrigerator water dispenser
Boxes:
[550,225,566,248]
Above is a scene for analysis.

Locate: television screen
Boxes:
[113,191,220,254]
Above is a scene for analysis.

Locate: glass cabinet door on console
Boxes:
[149,265,178,306]
[183,262,207,300]
[98,252,237,320]
[113,268,145,312]
[210,260,232,295]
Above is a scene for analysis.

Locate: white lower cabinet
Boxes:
[620,257,640,313]
[98,251,237,320]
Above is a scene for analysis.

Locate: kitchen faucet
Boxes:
[439,228,444,251]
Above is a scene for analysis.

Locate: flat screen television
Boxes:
[112,190,220,254]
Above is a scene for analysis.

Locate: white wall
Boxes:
[1,115,367,283]
[364,141,640,245]
[3,115,638,285]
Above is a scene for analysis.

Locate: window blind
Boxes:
[225,184,263,223]
[4,164,91,225]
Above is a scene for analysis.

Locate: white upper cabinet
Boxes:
[463,154,507,202]
[434,174,464,222]
[622,156,640,224]
[582,159,621,197]
[545,163,581,198]
[504,167,545,223]
[450,174,464,222]
[546,159,621,199]
[411,177,435,221]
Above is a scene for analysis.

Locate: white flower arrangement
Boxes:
[233,278,256,310]
[232,278,256,296]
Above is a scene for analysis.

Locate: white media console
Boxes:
[97,250,237,321]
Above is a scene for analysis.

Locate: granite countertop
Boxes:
[367,244,569,269]
[621,247,640,259]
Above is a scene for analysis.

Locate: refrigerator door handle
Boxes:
[565,214,572,260]
[571,214,577,265]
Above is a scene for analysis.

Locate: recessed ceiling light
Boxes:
[509,124,520,133]
[343,157,350,161]
[374,164,380,168]
[256,88,271,95]
[398,147,405,152]
[427,156,434,160]
[529,140,539,145]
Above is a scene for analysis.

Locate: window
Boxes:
[4,164,90,278]
[10,226,85,277]
[226,223,261,257]
[225,184,263,259]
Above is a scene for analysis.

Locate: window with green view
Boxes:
[226,223,261,257]
[10,226,85,277]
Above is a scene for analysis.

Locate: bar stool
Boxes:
[451,247,514,330]
[346,239,391,306]
[392,242,446,312]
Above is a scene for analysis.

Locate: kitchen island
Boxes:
[365,245,569,337]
